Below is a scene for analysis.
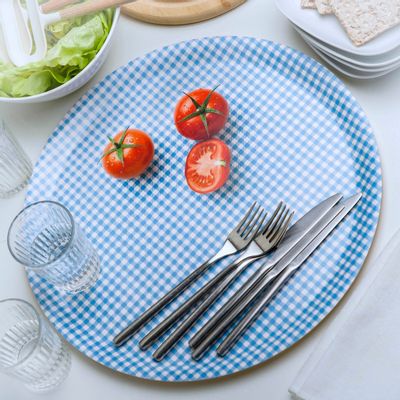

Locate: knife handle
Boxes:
[217,267,295,357]
[189,266,266,349]
[191,267,279,359]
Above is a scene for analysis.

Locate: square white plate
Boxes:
[275,0,400,56]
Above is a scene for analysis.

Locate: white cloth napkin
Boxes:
[289,228,400,400]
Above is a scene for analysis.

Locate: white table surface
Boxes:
[1,1,400,399]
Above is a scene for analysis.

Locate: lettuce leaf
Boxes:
[0,10,114,98]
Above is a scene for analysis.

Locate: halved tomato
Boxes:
[185,139,231,194]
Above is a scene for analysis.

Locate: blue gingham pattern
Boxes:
[25,37,382,381]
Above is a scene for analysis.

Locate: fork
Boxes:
[113,202,266,347]
[138,203,288,351]
[149,204,293,360]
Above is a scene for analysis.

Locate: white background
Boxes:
[1,1,400,399]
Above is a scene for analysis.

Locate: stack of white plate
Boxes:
[275,0,400,79]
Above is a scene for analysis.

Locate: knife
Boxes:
[189,195,346,351]
[214,193,362,357]
[190,193,361,359]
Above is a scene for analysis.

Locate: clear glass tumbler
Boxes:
[0,119,32,198]
[0,299,71,392]
[8,201,100,294]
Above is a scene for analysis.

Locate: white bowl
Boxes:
[0,9,120,104]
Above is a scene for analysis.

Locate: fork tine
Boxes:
[243,208,267,240]
[239,204,262,237]
[234,202,256,234]
[272,211,294,243]
[261,202,283,235]
[255,211,269,236]
[264,202,286,236]
[268,207,290,239]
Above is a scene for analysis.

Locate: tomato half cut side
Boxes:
[185,139,231,194]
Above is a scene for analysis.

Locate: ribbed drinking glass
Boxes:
[0,299,71,392]
[0,119,32,198]
[8,201,100,294]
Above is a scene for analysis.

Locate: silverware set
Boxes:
[114,192,361,360]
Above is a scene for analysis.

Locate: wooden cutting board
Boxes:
[122,0,246,25]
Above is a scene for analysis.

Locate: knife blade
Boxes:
[216,192,362,357]
[266,193,343,265]
[281,192,362,273]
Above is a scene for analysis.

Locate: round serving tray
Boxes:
[26,36,382,381]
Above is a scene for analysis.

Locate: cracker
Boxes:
[332,0,400,46]
[301,0,317,9]
[315,0,334,14]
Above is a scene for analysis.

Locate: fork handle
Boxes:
[217,267,295,357]
[138,259,242,350]
[114,257,221,347]
[152,259,257,361]
[114,241,237,346]
[191,269,275,359]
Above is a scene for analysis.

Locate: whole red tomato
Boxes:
[174,87,229,140]
[185,138,231,194]
[102,129,154,179]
